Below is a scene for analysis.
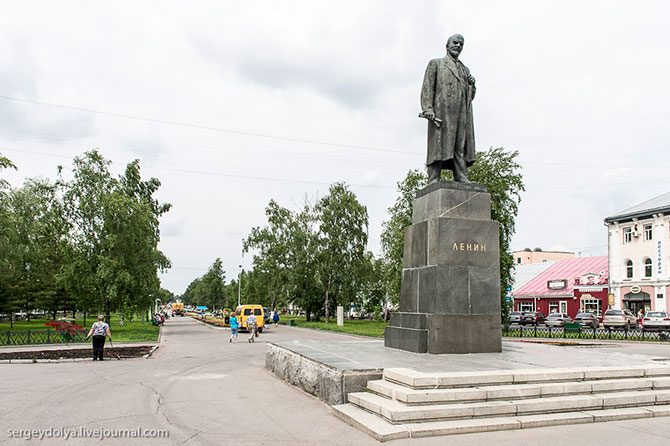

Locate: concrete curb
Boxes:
[0,339,158,351]
[276,322,384,341]
[144,345,160,358]
[190,316,238,331]
[1,345,158,364]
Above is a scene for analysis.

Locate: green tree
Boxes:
[182,277,205,306]
[314,182,369,322]
[243,200,289,308]
[0,154,18,325]
[7,179,73,320]
[379,147,524,320]
[62,150,171,323]
[380,169,426,305]
[200,258,226,310]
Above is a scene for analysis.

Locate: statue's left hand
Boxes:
[467,74,476,85]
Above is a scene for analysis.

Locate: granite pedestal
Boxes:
[384,181,502,354]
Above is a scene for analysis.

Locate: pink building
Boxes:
[512,256,608,318]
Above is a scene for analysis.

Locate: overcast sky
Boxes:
[1,1,669,294]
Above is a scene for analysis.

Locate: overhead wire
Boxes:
[0,95,420,155]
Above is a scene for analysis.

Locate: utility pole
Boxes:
[237,265,243,307]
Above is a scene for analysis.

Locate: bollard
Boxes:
[337,306,344,327]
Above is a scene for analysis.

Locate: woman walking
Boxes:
[229,312,239,343]
[87,315,111,361]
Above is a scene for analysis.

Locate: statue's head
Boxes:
[446,34,464,59]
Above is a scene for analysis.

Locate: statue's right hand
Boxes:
[423,110,435,120]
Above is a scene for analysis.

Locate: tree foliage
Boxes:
[0,150,172,325]
[242,183,371,321]
[314,183,368,322]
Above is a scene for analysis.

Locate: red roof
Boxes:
[513,256,608,298]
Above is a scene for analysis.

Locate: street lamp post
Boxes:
[238,265,243,307]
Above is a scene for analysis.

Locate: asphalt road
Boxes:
[2,316,670,445]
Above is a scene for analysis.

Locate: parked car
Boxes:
[509,311,524,325]
[573,312,599,328]
[641,311,670,331]
[603,308,638,330]
[521,311,545,326]
[545,313,572,327]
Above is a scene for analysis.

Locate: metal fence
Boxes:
[0,330,88,346]
[502,325,670,342]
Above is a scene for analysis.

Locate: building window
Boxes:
[644,258,652,277]
[519,302,534,312]
[644,224,653,241]
[517,257,521,264]
[625,260,634,279]
[581,298,601,318]
[623,227,632,243]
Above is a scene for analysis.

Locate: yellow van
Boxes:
[236,305,265,333]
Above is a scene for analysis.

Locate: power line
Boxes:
[0,146,394,189]
[1,96,663,171]
[0,95,420,155]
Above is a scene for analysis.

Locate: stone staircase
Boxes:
[332,364,670,441]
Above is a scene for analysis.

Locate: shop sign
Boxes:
[547,279,567,290]
[631,285,641,293]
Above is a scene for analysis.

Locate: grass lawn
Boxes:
[0,314,159,343]
[280,315,387,338]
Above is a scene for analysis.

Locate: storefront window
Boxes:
[581,298,601,318]
[519,303,534,312]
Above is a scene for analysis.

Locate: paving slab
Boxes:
[515,411,594,428]
[407,417,521,437]
[584,407,654,422]
[269,338,668,374]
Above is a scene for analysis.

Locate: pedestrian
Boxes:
[246,311,257,343]
[86,315,111,361]
[272,310,280,328]
[229,312,239,343]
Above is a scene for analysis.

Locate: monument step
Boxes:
[333,403,670,441]
[347,389,670,423]
[382,365,670,389]
[368,376,670,405]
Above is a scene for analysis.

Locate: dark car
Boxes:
[521,311,545,326]
[574,312,599,328]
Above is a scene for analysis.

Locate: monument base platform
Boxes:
[385,312,502,354]
[266,338,666,405]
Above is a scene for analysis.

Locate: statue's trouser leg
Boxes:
[452,150,468,182]
[427,162,441,184]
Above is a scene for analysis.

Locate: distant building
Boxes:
[605,192,670,313]
[512,256,608,318]
[512,247,576,265]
